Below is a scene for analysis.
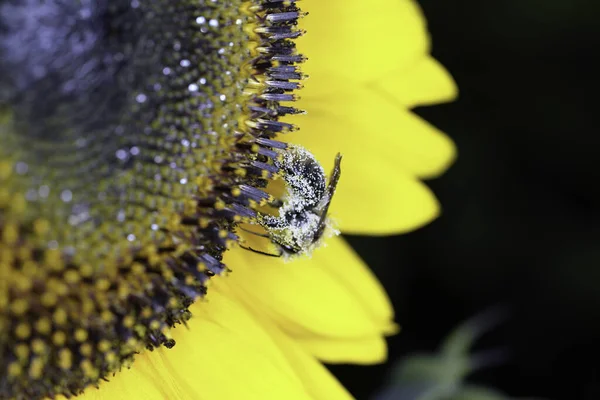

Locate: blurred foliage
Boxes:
[373,310,542,400]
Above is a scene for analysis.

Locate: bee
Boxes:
[242,144,342,258]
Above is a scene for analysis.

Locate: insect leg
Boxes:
[238,243,283,258]
[237,225,272,239]
[315,153,342,240]
[327,153,343,196]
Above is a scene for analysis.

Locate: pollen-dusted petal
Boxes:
[288,86,456,179]
[299,336,388,365]
[222,244,395,340]
[372,56,459,108]
[297,0,430,84]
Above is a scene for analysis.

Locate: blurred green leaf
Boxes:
[374,308,545,400]
[452,385,513,400]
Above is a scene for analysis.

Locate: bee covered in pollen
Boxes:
[248,144,342,259]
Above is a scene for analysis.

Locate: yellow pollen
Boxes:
[80,359,98,379]
[7,362,22,378]
[141,307,153,319]
[75,328,88,342]
[14,344,30,361]
[100,310,114,323]
[33,219,50,236]
[58,349,73,370]
[79,263,94,278]
[10,298,29,316]
[214,199,226,210]
[149,320,161,330]
[31,339,46,355]
[2,223,19,245]
[44,249,64,271]
[35,318,52,335]
[63,269,81,284]
[122,315,135,329]
[15,323,31,340]
[0,160,12,180]
[52,331,67,346]
[105,351,117,366]
[95,278,111,291]
[98,340,111,353]
[53,308,68,325]
[40,291,58,307]
[125,337,139,351]
[29,358,45,379]
[79,344,92,357]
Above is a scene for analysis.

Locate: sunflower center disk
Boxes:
[0,0,308,398]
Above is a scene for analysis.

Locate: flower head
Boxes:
[0,0,456,399]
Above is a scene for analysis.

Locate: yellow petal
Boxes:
[169,291,313,400]
[79,290,313,400]
[264,318,355,400]
[298,0,430,84]
[298,336,388,365]
[72,356,188,400]
[332,156,441,235]
[222,239,395,340]
[372,56,458,108]
[309,237,395,325]
[289,85,456,180]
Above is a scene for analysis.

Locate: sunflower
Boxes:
[0,0,456,399]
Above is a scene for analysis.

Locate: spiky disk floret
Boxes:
[0,0,305,398]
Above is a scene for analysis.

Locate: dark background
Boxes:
[334,1,600,399]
